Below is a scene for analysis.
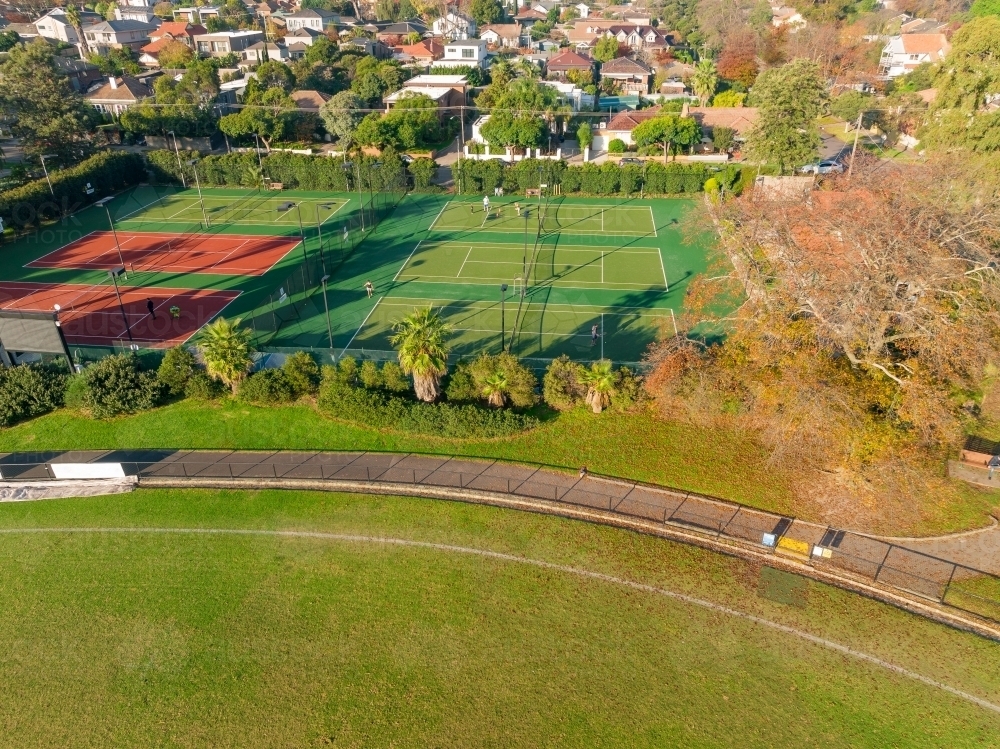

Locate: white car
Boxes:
[799,160,845,175]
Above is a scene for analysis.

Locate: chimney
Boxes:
[109,76,118,89]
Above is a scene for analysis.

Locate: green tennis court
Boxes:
[394,240,668,291]
[344,296,674,360]
[429,200,657,236]
[115,190,350,231]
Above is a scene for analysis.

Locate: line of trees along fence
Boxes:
[455,158,743,196]
[0,152,146,232]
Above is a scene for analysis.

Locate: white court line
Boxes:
[427,201,450,232]
[658,249,668,292]
[420,242,662,255]
[380,297,673,315]
[456,246,475,277]
[114,194,174,223]
[601,251,604,284]
[343,296,382,354]
[393,241,422,282]
[392,275,663,291]
[649,206,658,237]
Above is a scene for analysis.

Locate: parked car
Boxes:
[799,160,844,175]
[619,157,643,166]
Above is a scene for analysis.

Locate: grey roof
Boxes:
[286,8,337,18]
[87,20,158,33]
[599,56,653,75]
[380,19,427,34]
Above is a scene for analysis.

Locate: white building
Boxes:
[83,20,157,56]
[173,6,221,23]
[194,29,264,57]
[434,39,488,69]
[284,8,339,31]
[431,10,476,40]
[770,5,806,30]
[575,3,590,18]
[539,80,593,111]
[879,33,950,77]
[33,8,102,44]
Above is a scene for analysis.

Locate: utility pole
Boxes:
[847,111,864,180]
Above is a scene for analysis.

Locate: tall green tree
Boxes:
[320,90,365,151]
[198,317,254,394]
[690,59,718,104]
[744,59,826,173]
[255,60,296,92]
[219,86,295,149]
[0,40,96,160]
[389,307,451,402]
[593,35,619,63]
[918,17,1000,153]
[631,114,700,160]
[469,0,503,25]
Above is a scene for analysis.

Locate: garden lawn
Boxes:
[1,398,999,535]
[1,488,999,747]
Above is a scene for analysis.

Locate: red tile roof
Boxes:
[546,49,594,70]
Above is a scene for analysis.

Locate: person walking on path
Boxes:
[364,280,374,298]
[146,299,156,320]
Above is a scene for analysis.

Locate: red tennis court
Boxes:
[27,231,301,276]
[0,281,239,348]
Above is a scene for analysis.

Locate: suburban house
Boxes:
[879,33,951,77]
[900,17,946,33]
[479,24,525,48]
[599,56,653,93]
[770,6,806,30]
[574,3,590,18]
[34,7,102,44]
[139,23,206,65]
[658,79,691,98]
[173,6,221,23]
[568,20,671,51]
[244,40,290,63]
[284,27,325,46]
[683,104,760,146]
[290,89,331,112]
[384,74,467,113]
[539,79,594,111]
[592,107,662,149]
[116,5,159,23]
[376,19,428,42]
[513,8,547,26]
[434,39,488,69]
[393,38,444,65]
[193,29,264,57]
[545,49,594,80]
[54,56,104,92]
[431,9,475,40]
[340,37,392,59]
[83,20,157,56]
[284,8,338,31]
[85,75,153,115]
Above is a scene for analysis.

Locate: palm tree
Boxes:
[578,359,616,414]
[64,5,88,59]
[389,307,451,402]
[481,371,509,408]
[199,317,254,394]
[691,59,718,105]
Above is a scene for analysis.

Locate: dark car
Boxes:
[619,158,644,166]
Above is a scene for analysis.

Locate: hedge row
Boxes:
[455,158,742,196]
[0,363,67,427]
[318,379,538,438]
[146,149,420,192]
[0,152,147,229]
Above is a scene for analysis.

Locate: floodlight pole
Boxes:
[346,162,365,231]
[315,205,328,274]
[167,131,186,188]
[108,267,133,344]
[321,274,334,352]
[522,212,528,298]
[96,197,126,270]
[291,203,307,265]
[367,162,381,232]
[500,283,508,353]
[188,159,209,227]
[39,154,55,198]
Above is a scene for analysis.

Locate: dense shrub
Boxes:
[359,359,383,389]
[444,362,478,403]
[185,371,225,400]
[608,138,626,154]
[543,355,586,410]
[612,366,647,411]
[0,151,146,230]
[0,363,67,427]
[282,351,320,396]
[466,352,538,409]
[238,368,296,405]
[381,361,411,393]
[318,379,537,438]
[64,374,89,410]
[158,346,197,395]
[408,157,437,190]
[83,354,163,418]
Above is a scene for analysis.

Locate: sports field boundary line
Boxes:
[113,194,173,223]
[343,296,382,355]
[428,201,450,232]
[658,249,669,292]
[393,241,423,282]
[456,245,475,277]
[416,240,662,255]
[648,206,657,237]
[391,274,664,291]
[369,296,676,315]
